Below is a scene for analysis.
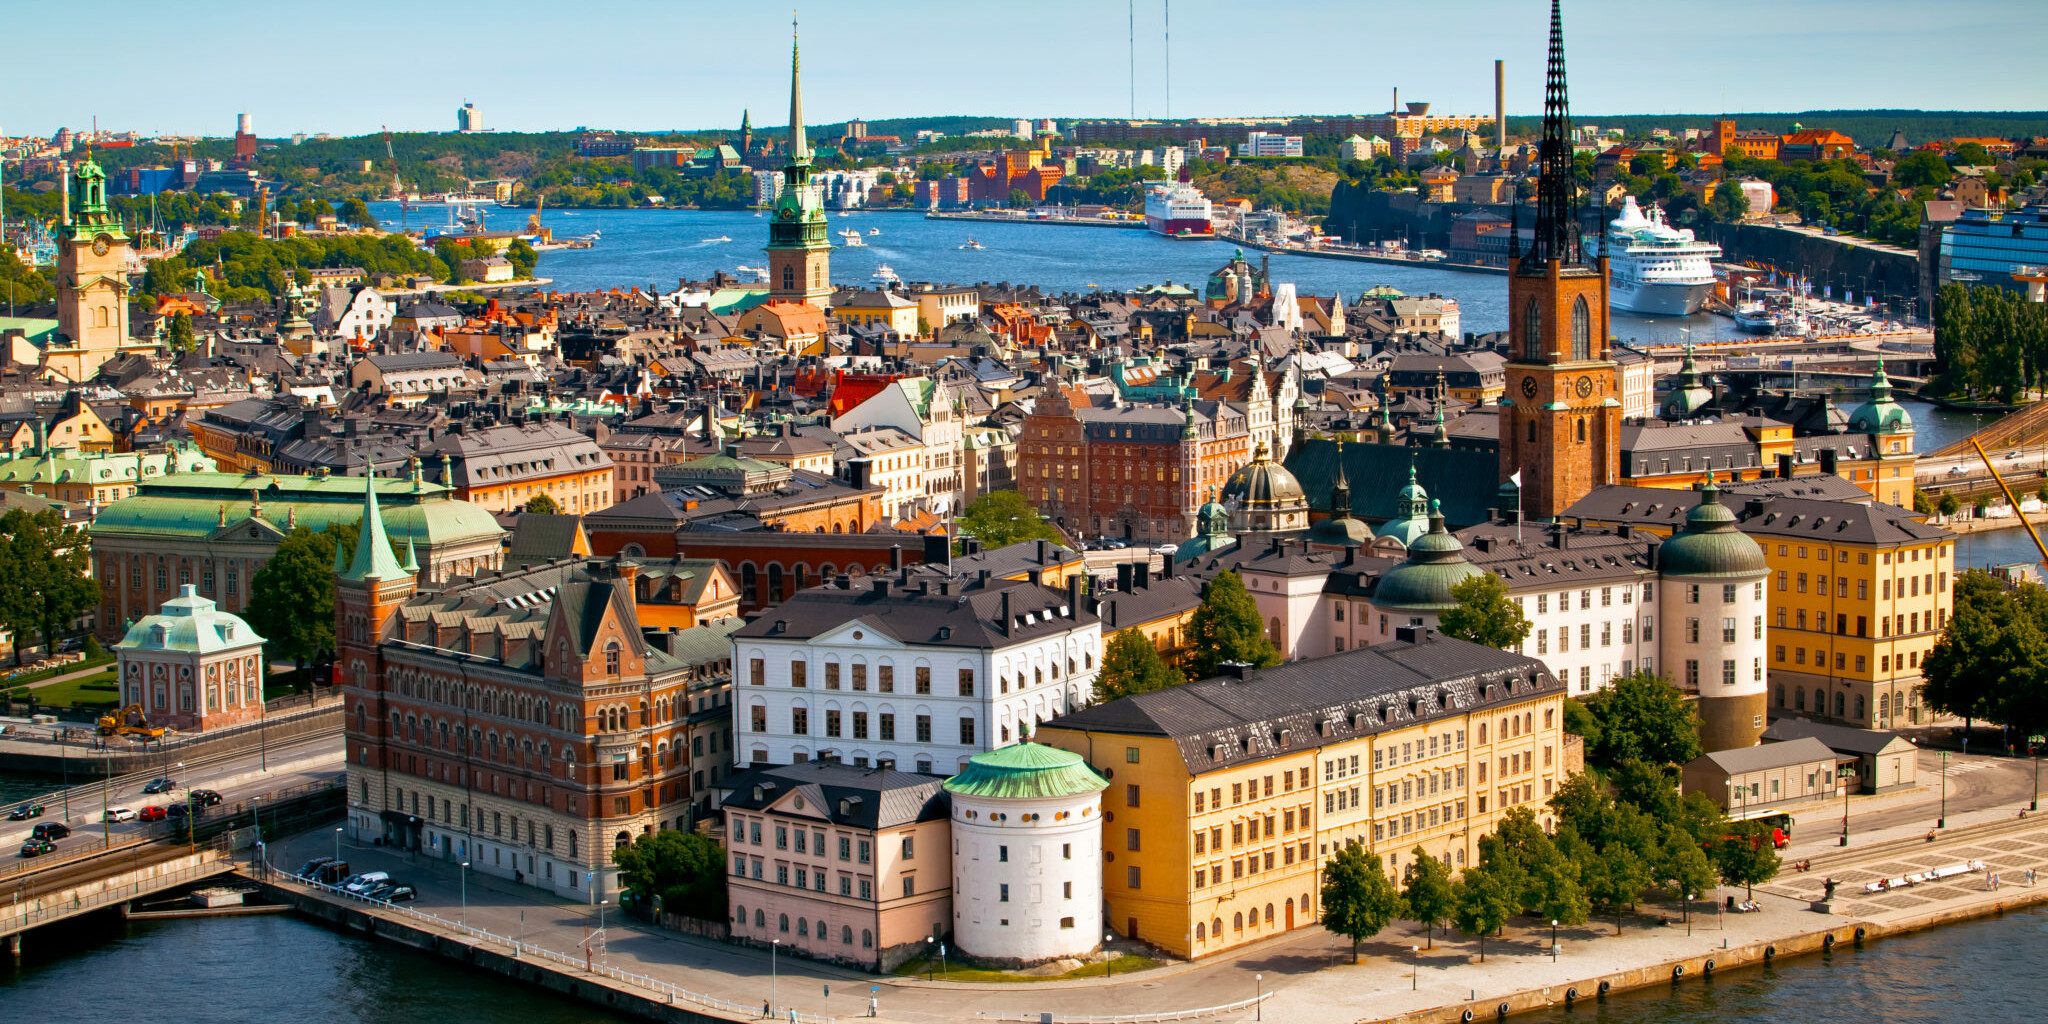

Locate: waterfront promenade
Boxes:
[263,750,2048,1024]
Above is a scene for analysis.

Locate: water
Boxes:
[0,914,628,1024]
[1523,907,2043,1024]
[367,203,1746,347]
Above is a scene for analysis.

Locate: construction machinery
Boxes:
[1968,435,2048,570]
[97,703,168,739]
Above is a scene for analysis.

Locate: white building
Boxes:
[730,574,1102,775]
[831,378,964,515]
[1652,478,1772,750]
[943,743,1108,964]
[1238,132,1304,158]
[754,170,784,206]
[316,285,391,340]
[840,425,927,523]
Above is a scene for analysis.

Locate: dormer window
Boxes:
[605,640,621,676]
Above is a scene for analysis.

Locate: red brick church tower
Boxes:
[1499,0,1618,520]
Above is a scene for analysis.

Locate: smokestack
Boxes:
[1392,86,1398,114]
[1495,60,1506,151]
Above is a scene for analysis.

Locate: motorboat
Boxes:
[958,238,984,250]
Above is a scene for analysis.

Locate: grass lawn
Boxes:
[890,952,1161,983]
[3,652,114,688]
[30,668,120,709]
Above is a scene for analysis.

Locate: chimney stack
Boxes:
[1495,60,1506,151]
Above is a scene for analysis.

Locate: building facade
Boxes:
[115,585,266,732]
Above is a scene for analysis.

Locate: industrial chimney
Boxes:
[1495,60,1506,150]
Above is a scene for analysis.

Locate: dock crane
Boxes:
[1968,435,2048,570]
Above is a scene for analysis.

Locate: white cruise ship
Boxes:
[1144,181,1213,238]
[1600,196,1720,316]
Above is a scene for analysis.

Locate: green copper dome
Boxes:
[1659,343,1714,420]
[1177,487,1234,562]
[944,743,1108,801]
[1373,500,1483,609]
[1658,475,1768,577]
[1375,461,1433,548]
[1847,359,1913,435]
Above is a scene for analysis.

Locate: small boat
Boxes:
[838,229,865,247]
[870,263,902,287]
[868,227,881,236]
[836,211,851,217]
[958,238,984,250]
[702,235,731,243]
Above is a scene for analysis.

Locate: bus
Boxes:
[1726,805,1794,849]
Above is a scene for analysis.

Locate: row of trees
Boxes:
[1931,282,2048,404]
[0,510,99,666]
[1920,569,2048,737]
[138,230,451,306]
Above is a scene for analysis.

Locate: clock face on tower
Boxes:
[1520,376,1538,399]
[92,234,111,257]
[1575,375,1595,398]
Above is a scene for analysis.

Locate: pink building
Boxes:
[114,585,267,732]
[723,761,953,970]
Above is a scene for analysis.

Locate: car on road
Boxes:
[141,778,177,794]
[381,885,417,902]
[188,789,222,807]
[30,823,70,841]
[342,871,390,894]
[18,839,56,858]
[104,806,137,822]
[166,803,191,820]
[7,802,43,821]
[138,806,167,822]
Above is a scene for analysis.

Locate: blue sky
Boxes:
[11,0,2044,138]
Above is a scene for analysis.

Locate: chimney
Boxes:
[1819,447,1839,476]
[1777,453,1794,479]
[922,533,952,573]
[890,544,903,571]
[1117,562,1133,593]
[1066,574,1082,616]
[1036,539,1049,564]
[999,590,1011,636]
[1395,625,1421,643]
[1223,662,1253,680]
[836,574,851,590]
[873,579,891,598]
[1494,60,1506,151]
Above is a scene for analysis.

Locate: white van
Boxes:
[343,871,390,893]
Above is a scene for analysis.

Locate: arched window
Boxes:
[1522,297,1543,360]
[1570,296,1592,361]
[1264,903,1275,924]
[768,563,785,601]
[798,918,809,938]
[861,928,873,948]
[741,563,758,601]
[841,925,852,944]
[605,641,621,676]
[779,913,790,932]
[1576,418,1586,443]
[755,908,766,927]
[1233,912,1244,931]
[1833,691,1845,717]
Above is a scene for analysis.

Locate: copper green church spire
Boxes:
[343,471,407,582]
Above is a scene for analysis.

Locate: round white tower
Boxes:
[943,743,1108,965]
[1656,476,1771,751]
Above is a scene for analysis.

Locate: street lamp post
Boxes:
[1685,896,1694,937]
[333,826,343,865]
[1838,765,1856,846]
[924,936,934,982]
[771,938,780,1019]
[1940,750,1949,829]
[460,861,470,926]
[2029,735,2044,812]
[1104,932,1114,979]
[1551,920,1559,960]
[1258,972,1267,1016]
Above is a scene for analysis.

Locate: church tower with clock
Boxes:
[1499,0,1618,521]
[45,153,135,381]
[764,24,832,308]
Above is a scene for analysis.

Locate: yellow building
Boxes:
[1568,483,1954,731]
[1036,629,1573,959]
[833,289,921,337]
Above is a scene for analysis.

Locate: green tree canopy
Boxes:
[1401,846,1457,948]
[1920,569,2048,733]
[245,522,358,679]
[1578,671,1701,769]
[0,509,99,664]
[1892,150,1954,188]
[1185,571,1281,679]
[1711,822,1783,899]
[1320,844,1406,963]
[1451,865,1512,961]
[955,491,1064,550]
[1661,823,1719,912]
[1094,627,1183,703]
[506,237,540,279]
[611,829,727,920]
[524,494,561,516]
[1437,572,1533,650]
[167,311,196,354]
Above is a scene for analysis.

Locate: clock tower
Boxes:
[46,153,135,380]
[764,22,831,307]
[1499,0,1617,521]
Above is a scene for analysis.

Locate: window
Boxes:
[914,715,931,743]
[1722,618,1737,643]
[901,836,915,859]
[879,665,894,692]
[1127,828,1141,851]
[750,659,764,685]
[902,875,916,897]
[1570,296,1591,361]
[958,669,975,696]
[1126,866,1141,889]
[915,667,931,694]
[879,714,895,741]
[1522,297,1543,360]
[1126,784,1140,807]
[1126,746,1141,764]
[790,661,806,687]
[958,717,975,745]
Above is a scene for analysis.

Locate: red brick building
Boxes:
[1017,386,1253,545]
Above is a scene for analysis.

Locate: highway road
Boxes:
[0,732,343,866]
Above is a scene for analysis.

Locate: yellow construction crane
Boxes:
[1968,435,2048,568]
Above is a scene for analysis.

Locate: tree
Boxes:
[1008,188,1032,209]
[1094,627,1183,703]
[167,311,196,354]
[1184,571,1281,679]
[506,237,539,279]
[1401,847,1457,948]
[245,523,357,683]
[339,197,378,228]
[1922,570,2048,732]
[1436,573,1532,650]
[1706,179,1751,222]
[1561,697,1601,750]
[1585,844,1650,933]
[1938,492,1961,517]
[1578,671,1701,769]
[1892,150,1954,189]
[611,829,727,920]
[1711,823,1782,900]
[523,494,561,515]
[955,491,1064,550]
[0,509,99,665]
[1452,865,1511,962]
[1951,142,1994,167]
[1320,844,1405,963]
[1528,850,1591,929]
[1661,825,1719,919]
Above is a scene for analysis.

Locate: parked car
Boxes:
[138,806,167,822]
[188,789,223,807]
[7,802,43,821]
[18,839,55,858]
[295,856,334,880]
[104,806,137,822]
[312,862,351,886]
[141,778,177,795]
[30,822,70,841]
[342,871,390,894]
[382,885,418,902]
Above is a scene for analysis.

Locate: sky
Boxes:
[10,0,2046,139]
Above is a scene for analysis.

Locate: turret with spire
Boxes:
[342,471,407,583]
[764,16,831,306]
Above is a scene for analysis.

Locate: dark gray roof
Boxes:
[1048,631,1557,774]
[1563,485,1951,547]
[734,575,1095,650]
[1761,717,1914,756]
[506,513,587,567]
[1285,438,1499,528]
[1693,736,1839,775]
[718,761,949,830]
[1095,574,1204,632]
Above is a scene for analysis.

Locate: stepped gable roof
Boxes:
[944,743,1109,801]
[732,575,1095,650]
[1048,632,1555,774]
[720,761,949,830]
